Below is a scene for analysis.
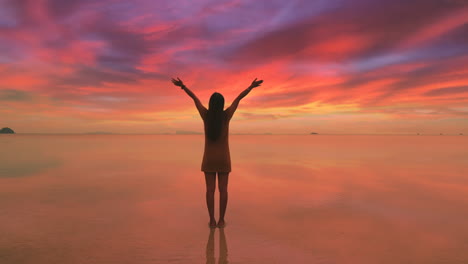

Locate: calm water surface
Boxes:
[1,135,468,263]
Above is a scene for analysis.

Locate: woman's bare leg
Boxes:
[217,172,229,227]
[204,172,217,228]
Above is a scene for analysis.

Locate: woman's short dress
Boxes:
[201,111,231,173]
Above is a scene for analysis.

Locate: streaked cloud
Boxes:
[1,0,467,133]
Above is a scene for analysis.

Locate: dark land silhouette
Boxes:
[0,127,15,134]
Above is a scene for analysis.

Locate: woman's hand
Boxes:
[171,77,185,88]
[249,78,263,89]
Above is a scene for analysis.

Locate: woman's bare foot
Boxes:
[209,219,217,228]
[217,219,226,228]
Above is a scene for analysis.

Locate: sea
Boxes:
[1,134,468,263]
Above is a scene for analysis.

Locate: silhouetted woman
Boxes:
[172,77,263,228]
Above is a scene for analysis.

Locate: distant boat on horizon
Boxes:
[310,132,318,135]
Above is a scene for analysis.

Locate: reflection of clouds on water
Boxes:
[0,136,62,178]
[1,135,467,263]
[0,158,61,178]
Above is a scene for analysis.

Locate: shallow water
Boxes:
[1,135,468,263]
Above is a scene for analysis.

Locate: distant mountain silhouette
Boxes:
[0,127,15,134]
[175,130,203,135]
[85,131,115,135]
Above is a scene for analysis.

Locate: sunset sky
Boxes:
[1,0,468,134]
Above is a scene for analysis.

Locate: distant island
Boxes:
[0,127,15,134]
[85,131,115,135]
[175,130,203,135]
[310,132,318,135]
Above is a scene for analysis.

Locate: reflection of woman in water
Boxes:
[172,77,263,228]
[206,228,228,264]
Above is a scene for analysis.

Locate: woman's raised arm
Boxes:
[225,78,263,119]
[172,77,207,118]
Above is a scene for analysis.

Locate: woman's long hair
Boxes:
[206,92,225,141]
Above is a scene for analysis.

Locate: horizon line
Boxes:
[5,132,465,136]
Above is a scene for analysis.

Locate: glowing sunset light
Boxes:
[1,0,467,134]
